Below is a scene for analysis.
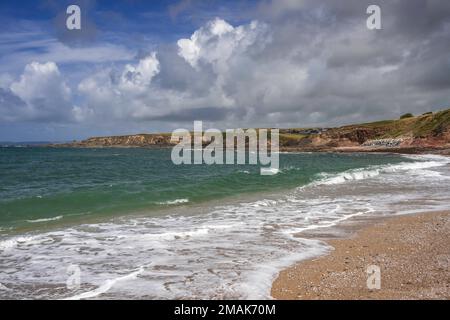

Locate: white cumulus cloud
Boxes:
[177,18,268,72]
[120,53,160,92]
[5,62,77,122]
[4,0,449,135]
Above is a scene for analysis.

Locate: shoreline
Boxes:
[271,211,450,299]
[35,143,450,153]
[12,144,450,157]
[1,149,449,299]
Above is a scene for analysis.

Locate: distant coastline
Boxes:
[46,108,450,155]
[0,141,62,148]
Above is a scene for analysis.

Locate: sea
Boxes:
[0,147,449,299]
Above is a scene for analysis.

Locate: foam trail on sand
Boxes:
[65,266,146,300]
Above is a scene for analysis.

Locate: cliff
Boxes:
[55,133,174,148]
[278,108,450,153]
[52,108,450,153]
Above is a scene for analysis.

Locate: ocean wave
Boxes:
[117,223,241,242]
[0,235,54,251]
[130,228,210,241]
[156,198,189,205]
[401,154,450,162]
[26,215,63,223]
[316,168,382,185]
[1,153,449,299]
[260,167,280,175]
[313,155,450,186]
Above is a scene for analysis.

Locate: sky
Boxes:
[0,0,450,141]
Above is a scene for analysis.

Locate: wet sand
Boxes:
[271,211,450,299]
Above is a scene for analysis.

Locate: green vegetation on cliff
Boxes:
[57,108,450,150]
[294,108,449,139]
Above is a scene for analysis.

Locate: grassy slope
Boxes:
[278,108,450,144]
[71,108,450,149]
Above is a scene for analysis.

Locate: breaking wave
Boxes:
[1,154,449,299]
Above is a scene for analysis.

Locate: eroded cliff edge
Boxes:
[51,108,450,154]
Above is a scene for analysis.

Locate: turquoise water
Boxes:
[0,147,409,231]
[1,149,450,299]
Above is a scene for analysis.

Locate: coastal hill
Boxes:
[53,108,450,153]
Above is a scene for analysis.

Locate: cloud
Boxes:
[76,4,450,130]
[120,53,160,91]
[177,18,238,68]
[2,0,450,138]
[0,37,134,73]
[2,61,78,122]
[78,18,273,123]
[77,53,161,121]
[177,18,270,72]
[0,88,28,122]
[258,0,307,18]
[0,29,134,76]
[144,107,230,122]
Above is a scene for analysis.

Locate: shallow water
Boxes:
[0,150,449,299]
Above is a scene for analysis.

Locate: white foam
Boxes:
[1,154,450,299]
[64,266,145,300]
[260,167,280,175]
[131,228,210,241]
[157,198,189,205]
[315,156,450,186]
[0,283,12,291]
[0,236,38,251]
[282,209,372,235]
[241,238,331,299]
[27,215,63,223]
[402,154,450,162]
[317,168,381,185]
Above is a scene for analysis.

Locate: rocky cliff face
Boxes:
[54,108,450,153]
[281,108,450,152]
[57,134,174,148]
[325,128,380,144]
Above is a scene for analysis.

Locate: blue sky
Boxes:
[0,0,257,141]
[0,0,255,70]
[1,0,449,141]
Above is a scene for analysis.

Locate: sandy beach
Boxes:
[271,211,450,300]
